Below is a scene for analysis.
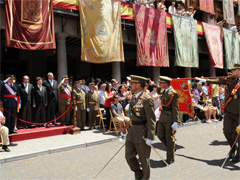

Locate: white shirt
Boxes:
[48,79,53,87]
[134,91,143,99]
[98,89,105,105]
[168,6,176,15]
[164,86,171,93]
[24,83,28,93]
[230,26,238,32]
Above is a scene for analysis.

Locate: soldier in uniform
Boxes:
[196,63,240,162]
[1,75,20,134]
[86,83,99,130]
[125,75,156,180]
[157,76,179,165]
[57,75,72,126]
[72,80,86,130]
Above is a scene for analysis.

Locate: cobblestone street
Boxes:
[1,122,239,180]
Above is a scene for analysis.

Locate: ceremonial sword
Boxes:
[220,133,240,170]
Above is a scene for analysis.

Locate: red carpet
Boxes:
[9,125,72,142]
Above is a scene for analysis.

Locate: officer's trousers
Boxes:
[76,105,86,129]
[223,112,240,156]
[157,121,175,161]
[125,139,151,180]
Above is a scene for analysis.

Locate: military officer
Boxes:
[125,75,156,180]
[72,80,86,130]
[86,83,99,130]
[196,63,240,162]
[157,76,179,165]
[57,75,72,126]
[1,75,20,133]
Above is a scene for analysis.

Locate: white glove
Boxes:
[87,108,90,112]
[3,77,10,83]
[171,122,178,131]
[145,138,153,146]
[75,106,78,111]
[61,78,65,84]
[236,124,240,134]
[195,77,206,83]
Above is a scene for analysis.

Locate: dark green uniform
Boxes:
[86,87,99,129]
[157,76,179,162]
[207,77,240,158]
[125,75,156,180]
[72,87,86,130]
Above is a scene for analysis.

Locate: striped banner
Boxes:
[53,1,240,42]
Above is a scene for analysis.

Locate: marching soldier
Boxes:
[57,75,72,126]
[72,80,86,130]
[125,75,156,180]
[196,63,240,162]
[157,76,179,165]
[86,83,99,130]
[1,75,20,134]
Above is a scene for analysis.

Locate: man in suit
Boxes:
[57,75,72,126]
[32,77,48,125]
[86,83,99,130]
[1,75,20,133]
[157,76,179,166]
[197,63,240,162]
[72,80,86,130]
[18,75,34,128]
[43,72,58,126]
[125,75,156,180]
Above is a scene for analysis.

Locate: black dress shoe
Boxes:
[2,145,10,152]
[232,156,240,162]
[229,145,237,160]
[45,124,50,128]
[10,131,17,134]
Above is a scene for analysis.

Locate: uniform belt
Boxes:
[89,102,96,104]
[132,121,146,125]
[76,101,84,103]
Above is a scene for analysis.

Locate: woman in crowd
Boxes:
[156,0,167,12]
[150,84,161,110]
[104,83,115,131]
[185,6,196,19]
[202,99,220,123]
[117,85,127,109]
[176,4,185,16]
[191,87,200,121]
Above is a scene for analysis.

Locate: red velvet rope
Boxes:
[3,103,73,125]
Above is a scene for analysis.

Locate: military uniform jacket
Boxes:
[72,88,86,110]
[57,82,72,105]
[159,87,179,123]
[127,92,156,143]
[1,83,20,108]
[207,78,240,115]
[86,90,99,111]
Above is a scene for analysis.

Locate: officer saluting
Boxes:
[157,76,179,165]
[197,63,240,162]
[125,75,156,180]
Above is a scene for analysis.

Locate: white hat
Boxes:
[127,76,131,81]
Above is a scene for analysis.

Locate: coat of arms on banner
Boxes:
[22,0,42,23]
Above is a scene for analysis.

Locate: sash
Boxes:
[4,95,20,112]
[4,83,17,101]
[62,85,71,96]
[222,81,240,112]
[60,94,72,100]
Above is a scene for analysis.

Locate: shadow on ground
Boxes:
[176,154,240,171]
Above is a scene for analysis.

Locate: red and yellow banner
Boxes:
[133,4,169,67]
[53,0,79,10]
[200,0,214,14]
[171,79,194,116]
[202,23,223,69]
[5,0,56,50]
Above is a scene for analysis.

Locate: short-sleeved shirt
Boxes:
[212,84,219,97]
[111,103,123,117]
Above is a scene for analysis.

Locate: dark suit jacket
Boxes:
[43,79,58,102]
[1,83,20,108]
[32,85,48,107]
[18,83,34,106]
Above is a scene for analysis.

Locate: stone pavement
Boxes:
[0,122,239,180]
[0,128,119,164]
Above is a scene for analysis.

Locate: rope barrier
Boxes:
[3,103,73,126]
